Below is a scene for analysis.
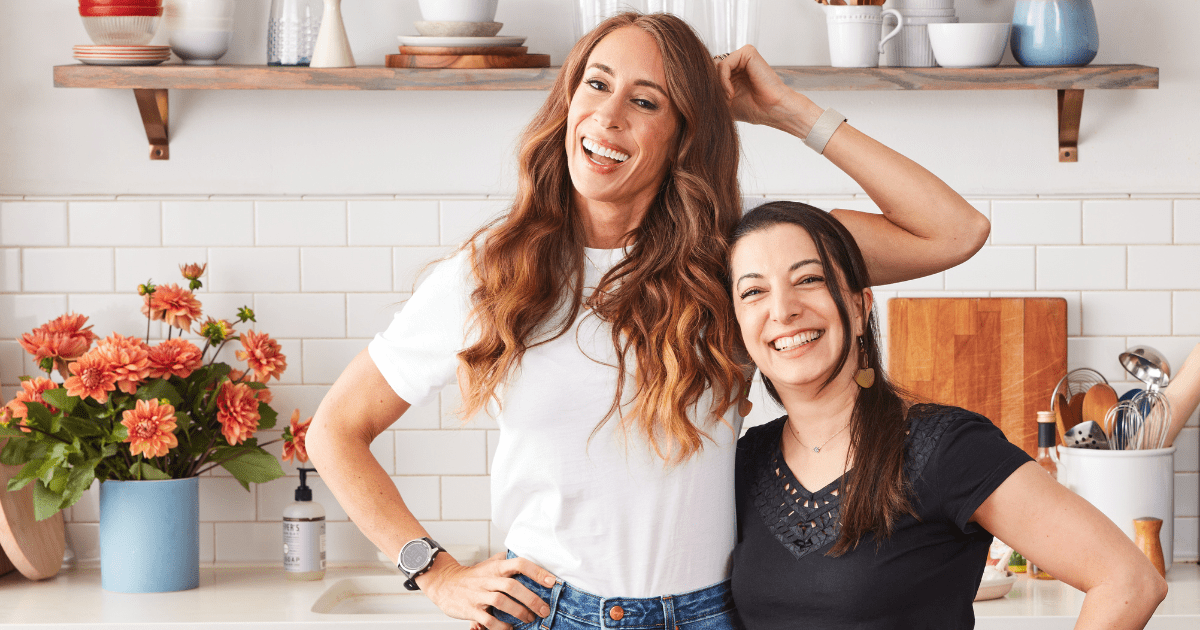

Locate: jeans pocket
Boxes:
[490,605,540,630]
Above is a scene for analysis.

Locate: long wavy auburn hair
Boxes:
[730,202,915,555]
[457,12,746,464]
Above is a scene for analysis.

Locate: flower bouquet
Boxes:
[0,263,300,521]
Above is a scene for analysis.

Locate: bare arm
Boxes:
[972,462,1167,629]
[307,349,556,630]
[715,47,990,286]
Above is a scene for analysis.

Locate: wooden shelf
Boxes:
[53,63,1159,160]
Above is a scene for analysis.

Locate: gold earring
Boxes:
[854,336,875,389]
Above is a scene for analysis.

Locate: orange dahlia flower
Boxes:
[121,398,179,458]
[3,378,61,432]
[18,312,98,375]
[235,330,287,383]
[282,410,311,463]
[97,334,152,395]
[64,349,120,403]
[179,262,207,281]
[147,338,204,380]
[217,381,261,445]
[141,283,203,332]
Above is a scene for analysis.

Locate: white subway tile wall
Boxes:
[0,197,1196,566]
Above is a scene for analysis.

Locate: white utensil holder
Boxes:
[1057,446,1175,572]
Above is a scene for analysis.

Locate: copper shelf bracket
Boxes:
[133,88,169,160]
[1057,88,1083,163]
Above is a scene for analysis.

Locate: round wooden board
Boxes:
[399,45,528,56]
[0,439,66,581]
[386,53,551,69]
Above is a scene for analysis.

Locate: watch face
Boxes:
[400,540,432,572]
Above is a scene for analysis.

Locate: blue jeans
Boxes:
[493,552,743,630]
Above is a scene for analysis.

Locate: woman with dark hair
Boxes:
[727,201,1167,629]
[308,11,990,630]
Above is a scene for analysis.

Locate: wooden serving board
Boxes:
[385,53,551,69]
[888,298,1068,457]
[0,439,66,580]
[399,45,528,56]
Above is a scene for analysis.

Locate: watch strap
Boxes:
[397,536,444,591]
[803,107,847,155]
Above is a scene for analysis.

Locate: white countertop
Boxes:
[1,563,1197,629]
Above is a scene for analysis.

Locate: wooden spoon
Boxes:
[1065,393,1086,433]
[1082,383,1119,434]
[1053,393,1071,444]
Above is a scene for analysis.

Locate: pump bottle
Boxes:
[283,467,326,580]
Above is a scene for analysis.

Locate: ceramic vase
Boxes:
[310,0,355,68]
[99,477,199,593]
[1011,0,1099,67]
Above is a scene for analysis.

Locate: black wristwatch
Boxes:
[397,536,445,591]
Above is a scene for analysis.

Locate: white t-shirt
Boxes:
[368,247,740,597]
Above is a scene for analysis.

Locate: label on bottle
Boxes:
[283,517,326,573]
[1037,422,1057,447]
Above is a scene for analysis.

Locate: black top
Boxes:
[731,404,1031,630]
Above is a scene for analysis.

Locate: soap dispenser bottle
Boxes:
[283,467,326,580]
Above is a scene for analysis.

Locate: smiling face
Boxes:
[565,26,681,225]
[731,223,873,397]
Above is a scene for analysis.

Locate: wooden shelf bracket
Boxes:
[1057,88,1084,163]
[133,88,169,160]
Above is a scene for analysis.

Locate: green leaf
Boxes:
[109,421,128,442]
[60,460,98,511]
[6,461,40,492]
[174,411,192,432]
[23,402,54,429]
[216,447,284,491]
[32,479,64,521]
[129,461,170,480]
[0,425,28,438]
[59,414,105,438]
[258,403,278,430]
[47,466,70,494]
[137,379,184,407]
[40,389,79,415]
[0,437,33,465]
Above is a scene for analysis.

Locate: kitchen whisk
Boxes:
[1105,392,1173,450]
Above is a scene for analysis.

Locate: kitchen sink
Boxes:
[311,576,445,615]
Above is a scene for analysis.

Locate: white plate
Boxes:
[75,57,168,66]
[396,35,526,47]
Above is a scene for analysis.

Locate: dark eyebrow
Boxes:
[735,259,822,289]
[586,62,668,96]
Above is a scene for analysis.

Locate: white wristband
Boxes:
[803,107,847,155]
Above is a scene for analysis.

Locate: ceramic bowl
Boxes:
[82,15,161,45]
[414,21,503,37]
[169,28,232,65]
[927,22,1011,68]
[165,0,236,20]
[974,569,1018,601]
[79,0,161,7]
[417,0,498,23]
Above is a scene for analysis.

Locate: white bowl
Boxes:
[417,0,497,22]
[927,22,1011,68]
[169,28,232,65]
[974,569,1018,601]
[166,16,233,30]
[164,0,235,19]
[82,15,161,45]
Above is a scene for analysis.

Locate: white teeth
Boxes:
[772,330,823,351]
[582,137,630,163]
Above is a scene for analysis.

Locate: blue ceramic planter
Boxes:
[1011,0,1099,67]
[99,477,200,593]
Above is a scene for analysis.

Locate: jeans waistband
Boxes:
[505,551,736,628]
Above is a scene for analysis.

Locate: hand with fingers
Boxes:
[712,45,803,130]
[419,552,557,630]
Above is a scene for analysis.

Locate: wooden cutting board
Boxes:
[888,298,1068,457]
[0,438,66,580]
[385,53,551,69]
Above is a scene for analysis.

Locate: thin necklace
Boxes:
[786,420,850,454]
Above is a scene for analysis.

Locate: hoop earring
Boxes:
[854,336,875,389]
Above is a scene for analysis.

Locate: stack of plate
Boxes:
[389,33,548,69]
[74,45,171,66]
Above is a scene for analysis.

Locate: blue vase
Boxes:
[1011,0,1099,66]
[99,477,200,593]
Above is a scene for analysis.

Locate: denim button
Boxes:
[609,605,625,620]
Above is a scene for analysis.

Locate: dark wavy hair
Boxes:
[457,12,746,464]
[730,201,914,555]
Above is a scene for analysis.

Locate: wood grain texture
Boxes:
[0,439,66,581]
[53,64,1159,92]
[398,45,528,56]
[888,298,1068,457]
[0,544,15,577]
[385,53,550,69]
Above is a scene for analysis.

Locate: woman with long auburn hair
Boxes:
[727,202,1166,629]
[308,12,989,630]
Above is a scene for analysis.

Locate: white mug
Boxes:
[824,5,904,68]
[418,0,499,23]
